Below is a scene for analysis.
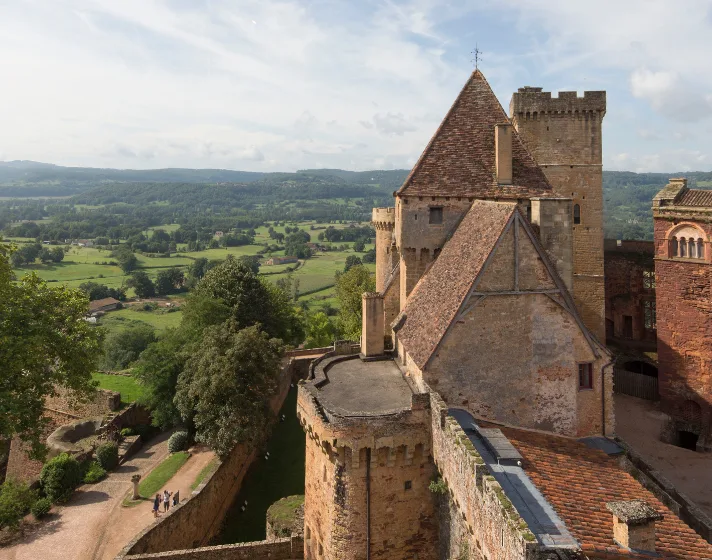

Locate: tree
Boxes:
[174,324,283,458]
[192,256,303,343]
[353,239,365,252]
[133,329,188,429]
[335,264,375,340]
[113,247,138,274]
[39,247,53,263]
[0,241,103,459]
[237,255,260,274]
[304,311,335,349]
[362,249,376,263]
[127,270,155,298]
[78,281,126,301]
[155,267,184,296]
[102,323,157,370]
[344,255,362,272]
[50,247,65,263]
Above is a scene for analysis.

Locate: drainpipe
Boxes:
[602,360,613,437]
[366,448,371,560]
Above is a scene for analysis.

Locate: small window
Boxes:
[643,300,656,330]
[573,204,581,225]
[643,270,655,290]
[671,236,678,257]
[680,237,687,257]
[697,238,704,260]
[578,363,593,390]
[429,206,443,225]
[688,238,696,258]
[404,480,412,490]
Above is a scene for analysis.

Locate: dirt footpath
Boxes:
[615,393,712,518]
[1,434,215,560]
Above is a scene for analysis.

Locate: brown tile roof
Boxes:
[88,297,121,311]
[396,200,516,369]
[396,70,552,199]
[499,426,712,560]
[676,189,712,207]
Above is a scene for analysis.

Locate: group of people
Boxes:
[152,489,179,517]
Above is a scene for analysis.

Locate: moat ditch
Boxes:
[215,385,306,543]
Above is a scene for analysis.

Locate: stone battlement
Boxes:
[510,89,606,116]
[372,207,396,230]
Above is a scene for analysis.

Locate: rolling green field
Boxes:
[8,220,374,337]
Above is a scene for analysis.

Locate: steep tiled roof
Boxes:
[500,426,712,560]
[396,70,551,198]
[396,200,516,368]
[676,189,712,207]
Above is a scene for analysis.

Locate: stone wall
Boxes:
[372,207,396,293]
[653,217,712,448]
[511,90,606,342]
[118,355,313,558]
[5,387,120,483]
[603,240,656,346]
[120,537,303,560]
[428,391,539,560]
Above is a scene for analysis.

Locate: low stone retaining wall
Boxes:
[117,354,316,559]
[117,537,303,560]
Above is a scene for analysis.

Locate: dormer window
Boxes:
[429,206,443,225]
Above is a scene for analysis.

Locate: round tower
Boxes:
[297,352,437,560]
[372,207,396,292]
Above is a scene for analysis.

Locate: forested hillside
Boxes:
[2,161,711,240]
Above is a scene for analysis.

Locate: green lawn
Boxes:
[99,306,182,333]
[92,372,145,403]
[138,452,190,498]
[191,457,219,490]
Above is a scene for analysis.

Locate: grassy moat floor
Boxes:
[215,386,306,543]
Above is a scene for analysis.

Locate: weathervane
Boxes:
[471,44,482,70]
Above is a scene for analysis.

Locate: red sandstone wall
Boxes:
[654,218,712,444]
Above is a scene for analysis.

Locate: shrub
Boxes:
[96,442,119,471]
[83,461,107,484]
[40,453,83,503]
[168,431,189,453]
[31,498,52,519]
[0,479,38,529]
[120,427,135,437]
[133,424,157,441]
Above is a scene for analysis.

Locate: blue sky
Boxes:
[1,0,711,172]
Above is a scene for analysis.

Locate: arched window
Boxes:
[573,204,581,225]
[671,237,678,257]
[697,239,704,260]
[680,237,687,257]
[688,238,696,258]
[669,225,707,260]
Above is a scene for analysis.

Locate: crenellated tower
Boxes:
[371,207,397,293]
[298,350,437,560]
[510,88,607,341]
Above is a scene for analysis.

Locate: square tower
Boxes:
[510,88,606,341]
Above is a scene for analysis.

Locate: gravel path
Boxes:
[0,432,179,560]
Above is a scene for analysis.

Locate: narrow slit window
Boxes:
[680,238,687,257]
[697,239,704,260]
[573,204,581,225]
[671,237,678,257]
[688,238,696,258]
[429,206,443,225]
[578,363,593,390]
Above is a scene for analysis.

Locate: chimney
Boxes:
[495,123,512,185]
[606,500,663,553]
[361,292,385,357]
[530,198,574,290]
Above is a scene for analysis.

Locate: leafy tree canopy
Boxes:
[127,270,155,298]
[174,323,283,458]
[102,323,157,370]
[335,264,375,340]
[0,241,103,458]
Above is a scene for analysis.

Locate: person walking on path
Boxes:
[163,490,171,512]
[153,494,161,518]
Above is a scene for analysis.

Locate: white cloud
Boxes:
[372,113,418,136]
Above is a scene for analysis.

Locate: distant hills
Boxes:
[2,161,711,240]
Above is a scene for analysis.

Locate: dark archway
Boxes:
[622,360,658,377]
[678,431,699,451]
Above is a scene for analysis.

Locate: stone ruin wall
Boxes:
[117,536,303,560]
[297,386,438,560]
[5,387,120,483]
[117,351,321,559]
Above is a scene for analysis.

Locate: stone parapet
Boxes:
[117,536,303,559]
[510,89,606,116]
[371,207,396,230]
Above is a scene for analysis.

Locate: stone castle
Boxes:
[297,71,712,560]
